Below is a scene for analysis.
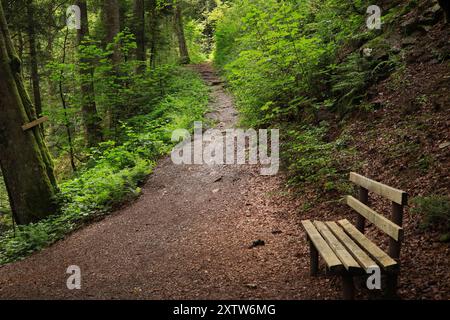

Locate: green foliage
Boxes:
[185,19,208,63]
[411,196,450,240]
[211,1,241,68]
[284,125,335,184]
[45,32,194,179]
[0,175,12,235]
[282,124,353,192]
[211,0,406,188]
[0,175,10,216]
[0,68,209,264]
[330,53,372,114]
[93,30,161,124]
[213,0,369,126]
[59,150,151,219]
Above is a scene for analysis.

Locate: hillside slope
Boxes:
[295,1,449,299]
[214,0,449,299]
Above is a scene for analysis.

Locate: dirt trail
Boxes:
[0,63,339,299]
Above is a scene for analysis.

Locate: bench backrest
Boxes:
[347,172,408,261]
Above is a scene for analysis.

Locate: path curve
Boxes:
[0,63,340,299]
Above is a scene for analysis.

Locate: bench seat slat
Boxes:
[313,221,361,272]
[346,195,403,241]
[325,221,377,271]
[338,219,398,271]
[301,220,343,272]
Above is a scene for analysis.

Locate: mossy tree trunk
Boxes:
[0,3,59,225]
[76,0,103,147]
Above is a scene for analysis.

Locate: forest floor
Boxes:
[0,62,447,300]
[0,63,339,299]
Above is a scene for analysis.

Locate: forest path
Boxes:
[0,63,338,299]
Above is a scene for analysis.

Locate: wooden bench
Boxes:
[301,172,408,299]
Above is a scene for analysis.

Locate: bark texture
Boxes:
[132,0,146,73]
[0,3,59,225]
[77,0,103,147]
[103,0,121,133]
[103,0,121,66]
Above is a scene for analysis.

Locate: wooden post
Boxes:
[356,186,368,233]
[342,274,355,300]
[386,274,399,299]
[388,202,403,260]
[387,202,403,299]
[309,236,319,276]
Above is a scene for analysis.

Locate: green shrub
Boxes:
[330,53,373,115]
[0,67,209,264]
[185,19,208,64]
[411,196,450,241]
[282,124,352,192]
[212,0,405,190]
[213,0,369,127]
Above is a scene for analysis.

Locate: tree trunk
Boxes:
[77,0,103,147]
[60,27,77,173]
[173,3,190,65]
[132,0,146,73]
[148,0,158,69]
[103,0,121,66]
[46,29,57,96]
[0,3,59,225]
[26,0,42,117]
[103,0,121,133]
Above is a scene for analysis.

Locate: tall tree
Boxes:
[76,0,103,147]
[148,0,159,69]
[0,2,59,225]
[103,0,121,66]
[60,27,77,173]
[173,2,190,64]
[26,0,42,117]
[132,0,146,73]
[103,0,121,133]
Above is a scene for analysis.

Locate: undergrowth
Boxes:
[412,196,450,242]
[213,0,407,191]
[0,67,209,264]
[281,123,355,193]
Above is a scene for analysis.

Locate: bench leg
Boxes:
[308,237,319,276]
[342,274,355,300]
[386,274,398,299]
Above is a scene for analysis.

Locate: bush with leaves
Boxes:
[212,0,406,187]
[213,0,371,126]
[411,196,450,241]
[282,123,353,193]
